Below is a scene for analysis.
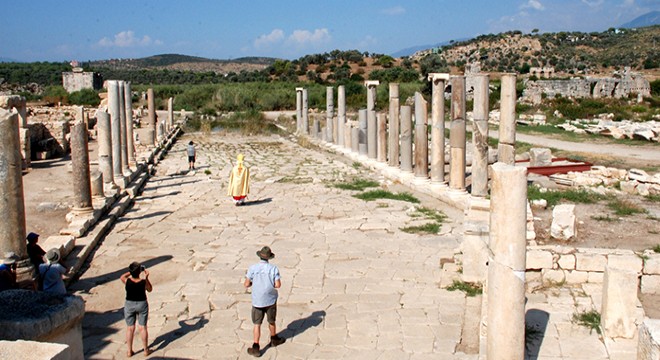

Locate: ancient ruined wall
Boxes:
[62,72,102,93]
[522,79,592,104]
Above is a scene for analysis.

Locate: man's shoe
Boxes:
[247,343,261,357]
[270,335,286,347]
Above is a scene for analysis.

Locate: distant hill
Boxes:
[86,54,277,74]
[620,11,660,28]
[391,39,467,58]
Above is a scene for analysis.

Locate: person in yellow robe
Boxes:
[227,154,250,206]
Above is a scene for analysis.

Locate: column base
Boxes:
[113,176,128,189]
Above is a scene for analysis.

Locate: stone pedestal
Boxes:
[70,121,93,215]
[487,163,527,360]
[351,126,359,153]
[302,88,309,135]
[0,290,85,360]
[96,111,115,190]
[312,118,320,139]
[0,109,30,279]
[472,74,490,197]
[388,83,400,167]
[428,74,448,184]
[367,110,377,159]
[295,87,303,133]
[147,88,157,146]
[337,85,346,146]
[123,82,136,167]
[498,74,517,165]
[90,171,104,200]
[326,87,334,143]
[344,122,352,150]
[400,105,413,172]
[449,76,467,191]
[358,109,368,156]
[377,113,387,162]
[601,266,639,339]
[414,92,428,179]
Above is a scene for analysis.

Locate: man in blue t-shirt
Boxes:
[244,246,285,357]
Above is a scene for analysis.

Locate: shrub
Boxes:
[68,89,100,106]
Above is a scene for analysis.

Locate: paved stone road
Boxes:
[72,132,626,359]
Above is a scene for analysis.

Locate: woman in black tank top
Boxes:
[120,262,153,357]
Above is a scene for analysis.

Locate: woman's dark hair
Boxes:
[128,262,141,278]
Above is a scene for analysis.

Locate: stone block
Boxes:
[459,234,489,283]
[629,168,650,182]
[565,270,589,284]
[557,254,576,270]
[529,148,552,167]
[542,269,565,284]
[641,275,660,294]
[588,271,605,283]
[0,340,69,360]
[526,250,553,270]
[550,204,577,241]
[644,255,660,275]
[638,318,660,360]
[41,235,76,259]
[608,254,643,274]
[601,267,639,339]
[576,252,607,272]
[620,180,638,194]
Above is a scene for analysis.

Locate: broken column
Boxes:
[377,113,387,162]
[472,74,490,197]
[124,82,136,167]
[118,81,129,175]
[358,109,368,156]
[498,74,517,165]
[414,92,428,179]
[367,110,377,159]
[428,74,448,184]
[302,88,309,134]
[449,75,467,192]
[601,265,639,339]
[337,85,345,146]
[146,88,156,146]
[0,96,30,169]
[487,162,527,360]
[96,111,115,192]
[70,120,93,215]
[400,105,413,172]
[108,81,126,188]
[388,83,400,167]
[0,108,33,283]
[326,87,334,143]
[295,87,303,133]
[167,97,174,133]
[351,126,359,153]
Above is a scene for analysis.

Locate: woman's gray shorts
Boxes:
[124,300,149,326]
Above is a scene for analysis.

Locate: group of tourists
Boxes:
[0,232,67,295]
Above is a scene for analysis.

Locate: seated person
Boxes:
[39,249,67,295]
[0,252,19,291]
[26,232,45,267]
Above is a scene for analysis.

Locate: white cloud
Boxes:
[287,28,331,46]
[381,6,406,15]
[521,0,545,10]
[254,29,285,49]
[581,0,605,7]
[97,31,158,48]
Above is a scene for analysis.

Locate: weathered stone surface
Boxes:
[638,318,660,360]
[641,275,660,294]
[607,254,643,274]
[557,254,576,270]
[550,204,577,241]
[542,269,565,284]
[576,252,607,272]
[0,340,69,360]
[644,255,660,275]
[526,250,553,270]
[565,270,589,284]
[601,266,639,339]
[529,148,552,167]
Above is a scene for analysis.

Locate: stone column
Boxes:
[487,162,527,360]
[377,113,387,162]
[146,88,156,146]
[295,87,303,133]
[167,97,174,132]
[367,110,377,159]
[365,80,379,113]
[70,120,93,215]
[414,92,429,179]
[108,81,125,187]
[358,109,368,156]
[123,82,136,167]
[96,111,115,191]
[90,171,104,199]
[400,105,413,172]
[337,85,345,146]
[326,87,334,143]
[351,126,359,153]
[118,82,129,175]
[472,74,490,197]
[449,75,467,192]
[344,122,352,150]
[302,88,309,135]
[498,74,517,165]
[0,109,29,268]
[388,83,400,167]
[428,74,448,184]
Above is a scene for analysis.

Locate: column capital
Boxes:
[364,80,380,88]
[295,87,304,92]
[427,73,450,82]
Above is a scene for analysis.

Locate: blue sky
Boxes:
[2,0,657,62]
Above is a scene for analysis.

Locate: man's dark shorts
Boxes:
[251,303,277,325]
[188,156,195,163]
